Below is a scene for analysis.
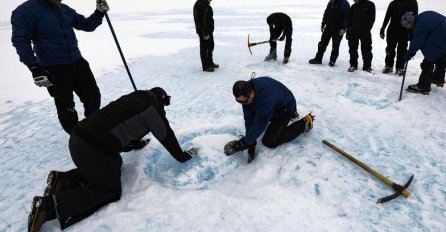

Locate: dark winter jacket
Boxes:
[347,0,375,35]
[408,11,446,63]
[241,77,296,145]
[72,90,192,163]
[11,0,104,66]
[267,13,293,40]
[381,0,418,38]
[193,0,214,36]
[322,0,351,32]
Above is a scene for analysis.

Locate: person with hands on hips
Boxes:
[27,87,199,232]
[11,0,110,135]
[224,77,315,163]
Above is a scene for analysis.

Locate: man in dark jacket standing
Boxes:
[27,88,198,232]
[193,0,218,72]
[403,11,446,94]
[346,0,375,73]
[264,13,293,64]
[11,0,110,134]
[224,77,314,163]
[309,0,350,67]
[380,0,418,75]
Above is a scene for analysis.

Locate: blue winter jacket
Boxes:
[408,11,446,63]
[241,77,296,145]
[321,0,350,30]
[11,0,103,66]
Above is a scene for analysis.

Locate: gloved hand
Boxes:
[339,29,346,36]
[122,138,150,152]
[28,64,54,87]
[321,25,325,33]
[405,51,415,61]
[247,143,256,164]
[184,147,199,157]
[224,137,249,156]
[380,28,385,39]
[203,33,210,40]
[96,0,109,13]
[345,29,351,40]
[278,35,285,41]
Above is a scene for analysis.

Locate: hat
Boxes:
[150,87,171,106]
[233,80,253,98]
[401,12,415,27]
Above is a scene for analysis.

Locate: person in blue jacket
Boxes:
[11,0,110,134]
[402,11,446,94]
[309,0,350,67]
[224,77,315,163]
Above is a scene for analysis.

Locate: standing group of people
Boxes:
[9,0,446,231]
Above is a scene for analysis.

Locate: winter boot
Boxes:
[395,68,405,76]
[203,66,215,72]
[283,57,289,64]
[28,196,56,232]
[264,51,277,61]
[44,171,78,197]
[347,66,357,72]
[382,66,393,74]
[407,84,430,94]
[431,79,445,87]
[212,63,219,69]
[328,61,336,67]
[303,113,315,133]
[309,58,322,64]
[362,67,374,74]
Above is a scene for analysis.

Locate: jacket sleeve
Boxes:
[194,3,208,35]
[341,1,350,29]
[381,3,391,30]
[368,2,376,31]
[11,7,38,65]
[243,100,275,145]
[321,2,330,27]
[70,8,103,32]
[408,19,431,56]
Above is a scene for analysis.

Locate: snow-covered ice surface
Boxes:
[1,0,445,231]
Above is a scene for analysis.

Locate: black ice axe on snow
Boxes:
[248,34,278,55]
[322,140,414,204]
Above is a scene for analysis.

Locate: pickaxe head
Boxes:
[248,34,253,55]
[376,175,414,204]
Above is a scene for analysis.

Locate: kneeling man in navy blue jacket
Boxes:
[28,88,198,232]
[225,77,314,163]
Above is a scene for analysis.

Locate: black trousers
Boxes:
[348,32,373,69]
[53,134,122,229]
[315,29,343,62]
[198,33,215,70]
[262,115,306,148]
[418,53,446,89]
[45,57,101,134]
[269,28,293,58]
[385,32,409,69]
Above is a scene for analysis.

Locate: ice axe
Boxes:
[248,34,278,55]
[322,140,413,203]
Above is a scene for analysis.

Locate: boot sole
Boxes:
[28,197,43,232]
[406,88,430,95]
[44,171,58,197]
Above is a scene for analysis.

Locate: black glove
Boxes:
[184,147,199,157]
[405,51,415,61]
[122,138,150,152]
[224,137,249,156]
[247,143,256,164]
[380,28,385,39]
[28,64,54,87]
[96,0,109,13]
[345,30,351,41]
[203,33,210,40]
[278,35,285,41]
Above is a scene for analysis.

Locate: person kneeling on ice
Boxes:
[402,11,446,94]
[224,77,314,163]
[28,87,198,232]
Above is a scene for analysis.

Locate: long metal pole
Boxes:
[398,60,409,101]
[104,13,137,91]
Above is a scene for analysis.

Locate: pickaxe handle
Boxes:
[322,140,411,198]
